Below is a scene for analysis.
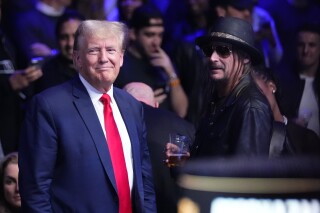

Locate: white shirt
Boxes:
[79,74,134,193]
[299,75,319,136]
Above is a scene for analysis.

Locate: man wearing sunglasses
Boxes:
[211,0,283,70]
[190,16,273,158]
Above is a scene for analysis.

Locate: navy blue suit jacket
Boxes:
[19,76,156,213]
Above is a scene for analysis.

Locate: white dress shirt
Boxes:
[299,75,319,136]
[79,74,134,194]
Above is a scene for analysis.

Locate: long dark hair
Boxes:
[200,48,253,118]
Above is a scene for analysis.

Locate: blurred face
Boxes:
[58,19,81,60]
[187,0,209,15]
[119,0,144,21]
[134,21,164,58]
[56,0,72,7]
[3,163,20,208]
[225,6,253,24]
[296,31,320,68]
[73,35,124,92]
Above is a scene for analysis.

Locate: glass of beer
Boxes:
[165,133,191,167]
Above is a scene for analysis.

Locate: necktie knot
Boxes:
[100,93,111,105]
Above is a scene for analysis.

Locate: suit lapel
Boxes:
[114,89,144,201]
[71,77,117,191]
[113,89,141,165]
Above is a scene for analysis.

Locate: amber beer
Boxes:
[167,153,189,167]
[166,133,191,167]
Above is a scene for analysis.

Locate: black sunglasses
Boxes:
[201,45,232,58]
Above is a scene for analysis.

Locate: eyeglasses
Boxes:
[201,45,232,58]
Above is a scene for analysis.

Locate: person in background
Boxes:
[188,17,273,158]
[71,0,148,22]
[117,0,147,23]
[0,0,42,155]
[167,0,212,44]
[114,4,189,118]
[258,0,320,65]
[0,152,20,213]
[167,0,213,127]
[10,0,73,68]
[123,82,195,213]
[253,67,320,156]
[19,20,156,212]
[70,0,116,20]
[277,24,320,137]
[35,10,84,93]
[123,82,159,107]
[212,0,283,69]
[162,0,216,128]
[1,0,36,41]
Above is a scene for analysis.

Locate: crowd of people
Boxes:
[0,0,320,212]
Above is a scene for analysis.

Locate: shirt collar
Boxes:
[79,74,115,103]
[300,74,315,81]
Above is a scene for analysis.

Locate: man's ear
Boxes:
[73,51,81,69]
[72,51,77,66]
[215,6,227,17]
[119,51,124,67]
[268,81,277,93]
[244,58,250,64]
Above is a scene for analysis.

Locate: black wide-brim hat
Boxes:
[196,16,263,65]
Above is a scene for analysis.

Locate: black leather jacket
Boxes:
[191,74,273,158]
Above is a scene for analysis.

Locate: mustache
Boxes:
[208,62,224,70]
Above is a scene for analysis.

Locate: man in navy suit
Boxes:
[18,20,156,213]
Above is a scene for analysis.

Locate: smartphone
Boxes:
[29,57,44,67]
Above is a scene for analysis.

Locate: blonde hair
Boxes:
[73,20,129,51]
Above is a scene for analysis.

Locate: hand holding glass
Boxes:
[165,133,191,167]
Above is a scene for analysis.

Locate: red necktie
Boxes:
[100,94,132,213]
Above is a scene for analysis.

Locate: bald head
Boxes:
[123,82,159,108]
